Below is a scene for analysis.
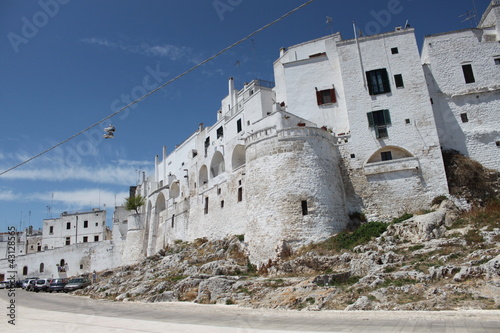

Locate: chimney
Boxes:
[228,77,235,109]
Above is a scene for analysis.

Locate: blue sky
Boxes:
[0,0,492,232]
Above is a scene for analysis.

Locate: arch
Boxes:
[199,165,208,185]
[210,151,225,178]
[366,146,414,164]
[22,266,28,275]
[156,192,166,212]
[169,182,180,199]
[231,144,246,170]
[59,259,66,272]
[39,263,44,273]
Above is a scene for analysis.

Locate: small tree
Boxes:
[125,195,145,214]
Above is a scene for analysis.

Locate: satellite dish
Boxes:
[103,124,115,139]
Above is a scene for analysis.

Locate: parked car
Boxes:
[34,279,51,292]
[64,277,91,292]
[48,278,68,293]
[0,281,8,289]
[22,277,39,289]
[26,279,37,291]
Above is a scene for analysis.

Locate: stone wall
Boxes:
[245,126,348,264]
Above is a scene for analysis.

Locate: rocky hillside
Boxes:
[76,152,500,310]
[77,197,500,310]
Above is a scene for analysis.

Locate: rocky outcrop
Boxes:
[76,200,500,311]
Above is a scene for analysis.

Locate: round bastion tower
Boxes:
[245,126,349,265]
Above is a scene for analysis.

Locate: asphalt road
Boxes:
[1,288,499,332]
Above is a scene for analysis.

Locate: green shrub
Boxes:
[409,244,425,251]
[236,234,245,242]
[392,213,413,224]
[349,211,367,222]
[431,195,447,206]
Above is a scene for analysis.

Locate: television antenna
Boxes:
[326,16,333,34]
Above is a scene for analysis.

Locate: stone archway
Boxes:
[231,144,246,170]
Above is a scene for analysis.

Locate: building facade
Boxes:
[128,26,453,264]
[1,1,499,277]
[422,1,500,172]
[42,209,111,250]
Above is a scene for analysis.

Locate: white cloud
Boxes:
[0,187,19,201]
[0,165,143,185]
[81,37,197,62]
[28,189,129,208]
[116,159,154,167]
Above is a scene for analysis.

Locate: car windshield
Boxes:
[69,279,84,283]
[36,280,45,284]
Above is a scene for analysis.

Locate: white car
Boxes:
[0,281,8,289]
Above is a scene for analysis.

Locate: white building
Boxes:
[42,209,111,250]
[126,25,452,265]
[422,1,500,171]
[1,2,499,275]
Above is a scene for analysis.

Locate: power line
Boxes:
[0,0,317,177]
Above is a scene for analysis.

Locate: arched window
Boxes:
[366,146,414,164]
[210,151,225,178]
[22,266,28,276]
[39,263,44,273]
[231,145,246,170]
[59,259,66,272]
[199,165,208,185]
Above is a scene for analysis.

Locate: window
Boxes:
[40,263,44,273]
[350,154,356,158]
[315,88,336,105]
[495,58,500,65]
[394,74,404,88]
[94,235,99,242]
[65,237,70,245]
[462,64,475,83]
[216,126,224,139]
[496,141,500,147]
[204,197,209,214]
[367,109,392,138]
[381,151,393,161]
[405,118,411,124]
[83,220,88,228]
[83,236,88,243]
[391,47,399,54]
[49,226,53,234]
[238,187,243,202]
[23,266,28,275]
[204,137,210,156]
[301,200,308,216]
[66,222,71,230]
[171,214,175,228]
[237,119,242,133]
[221,200,224,208]
[95,222,98,226]
[366,69,391,95]
[460,113,469,123]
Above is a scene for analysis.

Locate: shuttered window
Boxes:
[366,69,391,95]
[315,88,336,105]
[367,109,391,138]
